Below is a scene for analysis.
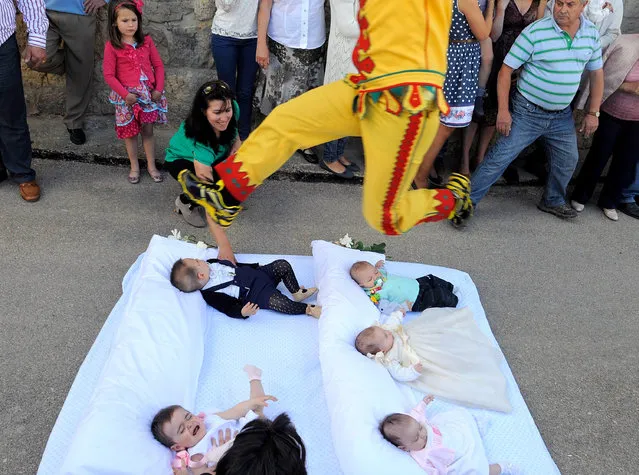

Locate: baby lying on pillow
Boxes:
[171,257,321,318]
[380,395,519,474]
[350,260,458,310]
[151,365,275,470]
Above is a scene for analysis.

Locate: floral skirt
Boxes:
[109,76,168,139]
[253,38,325,117]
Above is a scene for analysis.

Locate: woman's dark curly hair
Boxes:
[184,80,238,152]
[215,413,307,475]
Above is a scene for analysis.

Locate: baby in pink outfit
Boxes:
[151,365,276,471]
[380,395,519,475]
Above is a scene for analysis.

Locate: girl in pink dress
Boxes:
[380,395,519,474]
[103,0,167,184]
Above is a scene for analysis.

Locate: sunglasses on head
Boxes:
[201,82,230,97]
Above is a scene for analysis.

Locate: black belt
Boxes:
[516,91,567,114]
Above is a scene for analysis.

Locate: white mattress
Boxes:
[37,237,559,475]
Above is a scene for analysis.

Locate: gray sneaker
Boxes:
[618,202,639,219]
[537,201,577,219]
[174,196,207,228]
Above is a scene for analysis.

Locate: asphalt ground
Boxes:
[1,159,638,474]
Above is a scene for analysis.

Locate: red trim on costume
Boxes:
[349,0,375,85]
[213,154,255,203]
[381,112,424,235]
[416,189,456,224]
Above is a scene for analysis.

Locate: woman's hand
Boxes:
[213,428,238,447]
[151,90,162,102]
[496,109,512,136]
[125,93,138,106]
[241,302,259,317]
[194,160,215,182]
[230,137,242,155]
[256,41,270,69]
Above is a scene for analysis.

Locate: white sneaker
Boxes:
[570,200,585,212]
[602,208,618,221]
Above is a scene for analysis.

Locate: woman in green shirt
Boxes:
[165,80,241,262]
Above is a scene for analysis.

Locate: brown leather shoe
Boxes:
[19,180,41,202]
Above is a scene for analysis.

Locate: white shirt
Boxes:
[268,0,326,50]
[212,0,259,39]
[202,262,240,299]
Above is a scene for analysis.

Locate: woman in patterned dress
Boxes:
[464,0,544,175]
[413,0,495,187]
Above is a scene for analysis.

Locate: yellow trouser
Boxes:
[217,80,455,235]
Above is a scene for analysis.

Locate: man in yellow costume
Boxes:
[179,0,473,235]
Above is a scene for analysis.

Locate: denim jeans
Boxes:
[471,91,578,207]
[323,138,347,163]
[0,35,35,182]
[210,34,259,141]
[571,111,639,209]
[620,164,639,204]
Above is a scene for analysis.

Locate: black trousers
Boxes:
[412,275,458,312]
[571,111,639,209]
[0,35,35,182]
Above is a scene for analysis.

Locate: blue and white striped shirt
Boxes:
[504,15,603,110]
[0,0,48,48]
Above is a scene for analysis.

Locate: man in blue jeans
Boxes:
[468,0,604,221]
[0,0,48,202]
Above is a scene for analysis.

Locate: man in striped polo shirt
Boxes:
[469,0,604,220]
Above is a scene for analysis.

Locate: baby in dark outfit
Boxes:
[171,258,321,319]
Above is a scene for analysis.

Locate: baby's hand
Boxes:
[125,93,138,105]
[413,362,423,373]
[603,2,613,12]
[241,302,259,317]
[151,90,162,102]
[375,259,385,269]
[241,395,278,413]
[423,394,435,405]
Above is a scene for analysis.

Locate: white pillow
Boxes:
[61,236,210,475]
[312,241,425,475]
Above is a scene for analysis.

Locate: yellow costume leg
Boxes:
[213,81,361,200]
[359,98,458,235]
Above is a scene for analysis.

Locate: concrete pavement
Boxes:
[1,159,638,474]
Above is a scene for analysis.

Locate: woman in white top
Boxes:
[319,0,360,178]
[254,0,327,164]
[211,1,261,141]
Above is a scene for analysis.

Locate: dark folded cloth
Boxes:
[412,274,458,311]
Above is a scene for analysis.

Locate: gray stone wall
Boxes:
[17,1,639,126]
[19,0,218,123]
